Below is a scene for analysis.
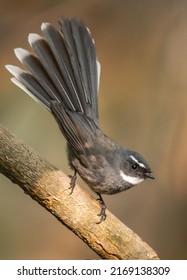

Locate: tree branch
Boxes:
[0,124,159,259]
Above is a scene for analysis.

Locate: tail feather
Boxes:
[59,18,99,117]
[28,33,77,111]
[6,65,52,109]
[41,22,85,113]
[69,19,98,110]
[14,48,62,104]
[6,18,100,124]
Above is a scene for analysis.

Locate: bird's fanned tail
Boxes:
[6,18,100,124]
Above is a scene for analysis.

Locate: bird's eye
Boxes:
[131,163,138,170]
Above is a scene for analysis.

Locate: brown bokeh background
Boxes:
[1,0,187,259]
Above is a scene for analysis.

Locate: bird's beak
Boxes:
[146,172,155,179]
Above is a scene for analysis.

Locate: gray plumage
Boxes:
[6,18,154,222]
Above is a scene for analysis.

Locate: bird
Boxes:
[6,17,154,223]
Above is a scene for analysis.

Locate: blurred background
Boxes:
[0,0,187,259]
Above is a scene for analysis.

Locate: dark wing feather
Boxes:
[50,101,89,152]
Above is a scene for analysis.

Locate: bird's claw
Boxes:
[96,194,107,224]
[69,171,77,195]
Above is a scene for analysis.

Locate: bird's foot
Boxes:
[96,193,107,224]
[69,171,77,195]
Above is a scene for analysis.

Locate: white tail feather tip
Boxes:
[5,65,23,77]
[41,22,50,31]
[28,33,43,45]
[14,48,30,61]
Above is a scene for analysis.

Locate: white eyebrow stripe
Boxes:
[120,170,144,185]
[130,155,146,169]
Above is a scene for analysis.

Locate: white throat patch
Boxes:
[120,170,144,185]
[130,155,146,169]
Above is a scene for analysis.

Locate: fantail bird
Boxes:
[6,17,154,223]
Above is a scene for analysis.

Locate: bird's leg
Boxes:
[69,170,77,195]
[96,193,107,223]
